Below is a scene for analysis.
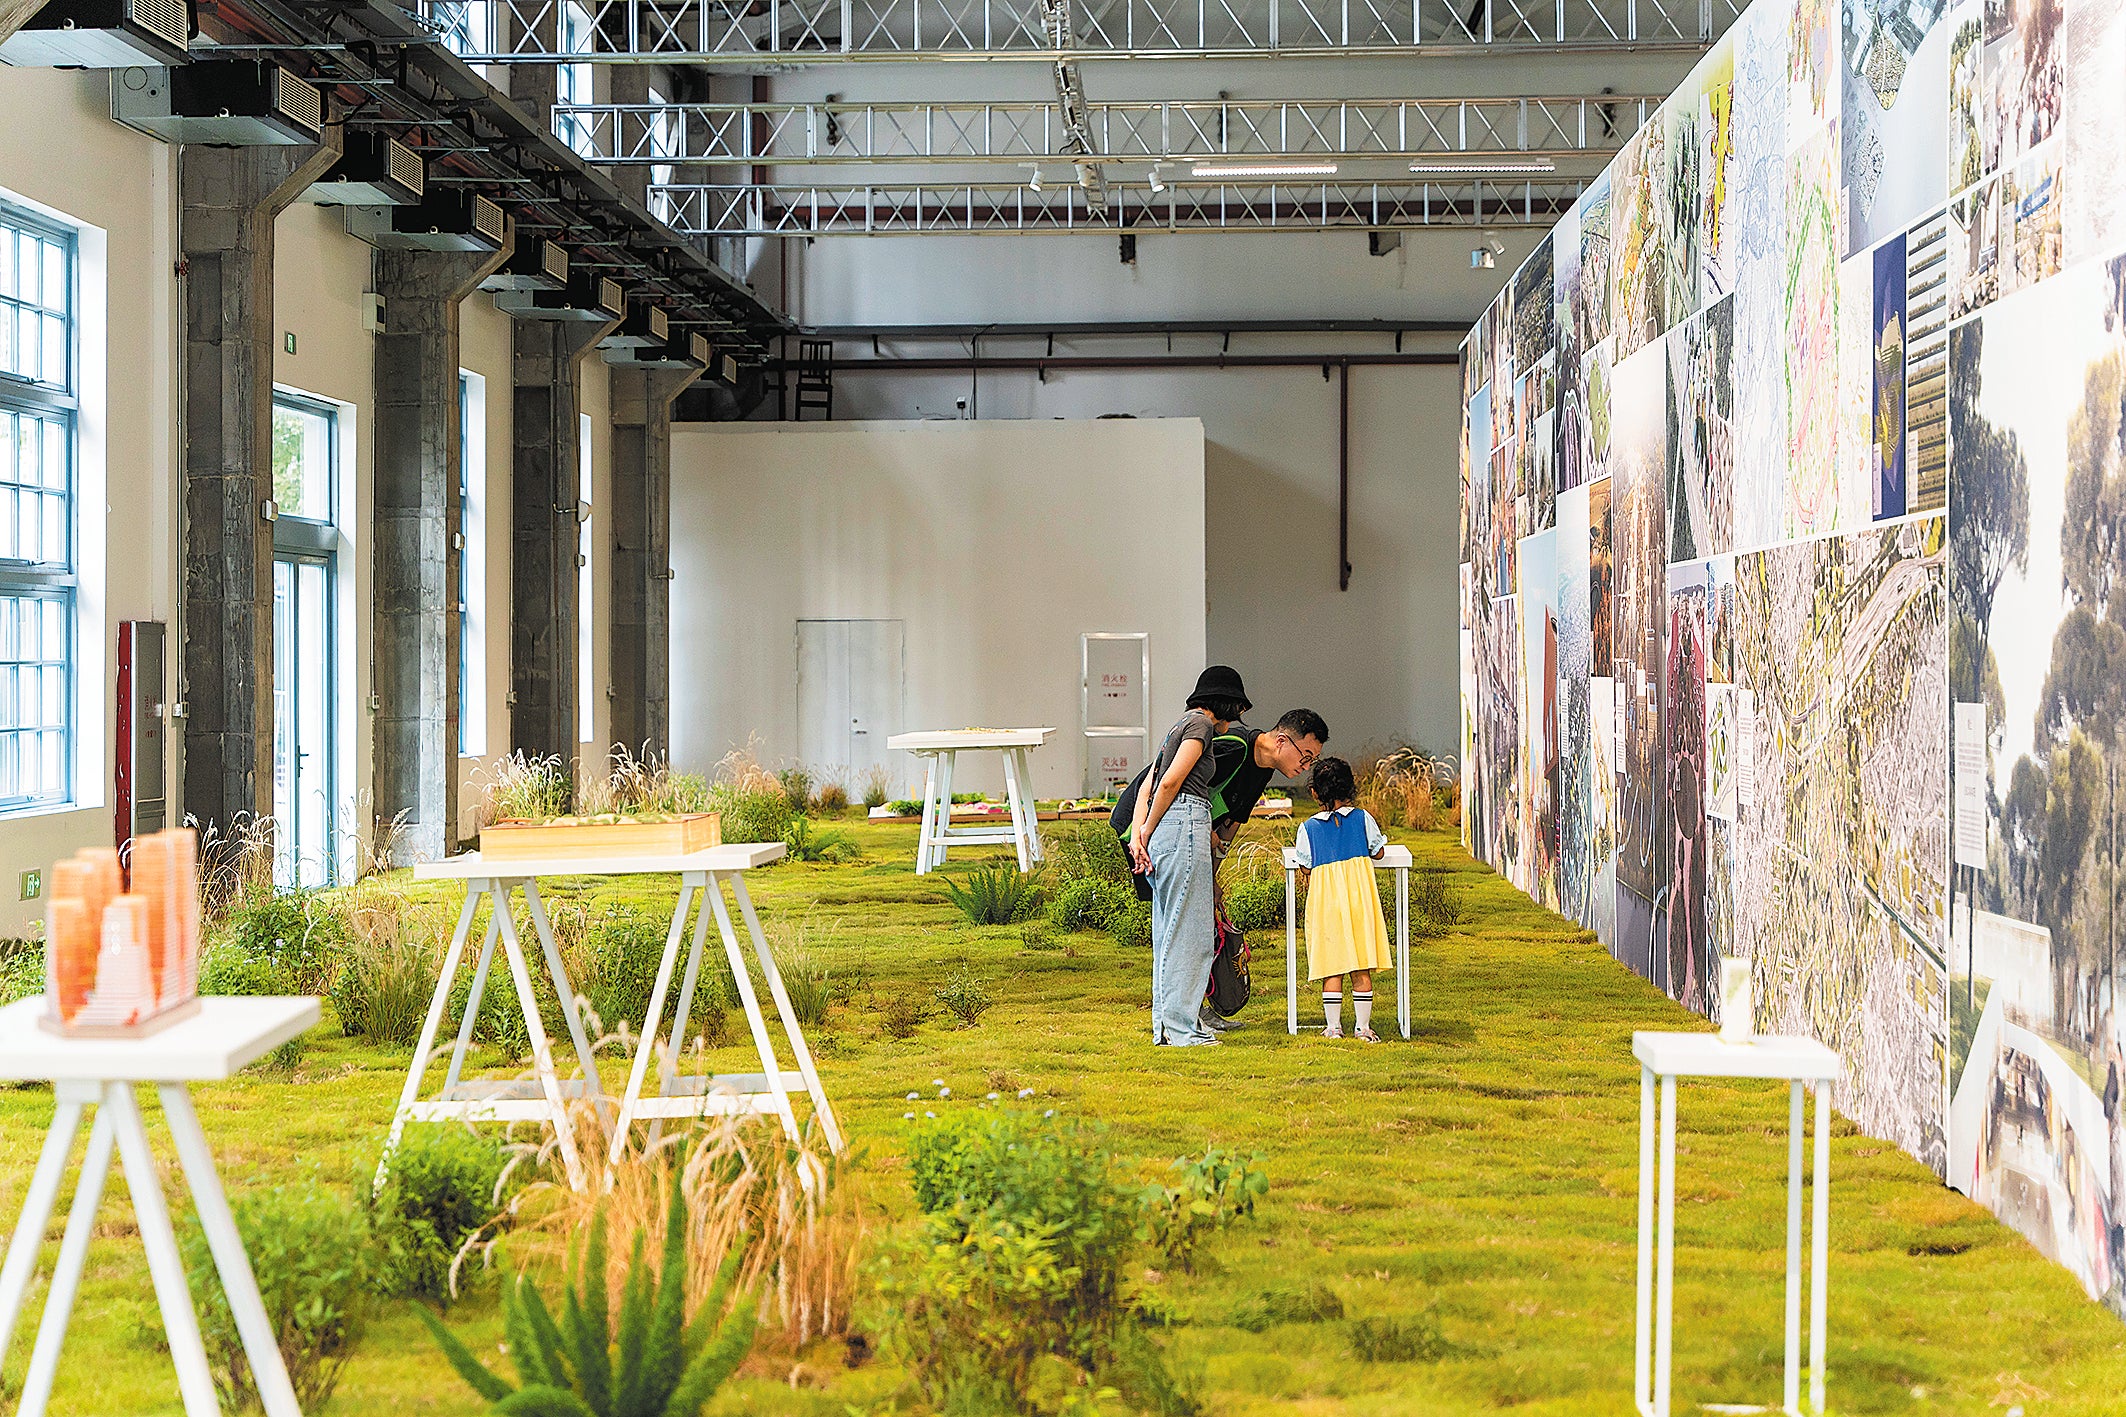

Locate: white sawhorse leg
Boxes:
[915,755,939,876]
[1635,1068,1677,1417]
[1014,748,1046,864]
[6,1081,294,1417]
[705,876,800,1141]
[609,877,707,1168]
[1285,866,1299,1035]
[931,751,957,871]
[1810,1081,1829,1416]
[733,875,846,1153]
[379,878,594,1192]
[1000,749,1033,873]
[1395,865,1410,1040]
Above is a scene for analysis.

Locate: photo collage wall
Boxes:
[1458,0,2126,1314]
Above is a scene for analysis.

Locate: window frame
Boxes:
[270,389,340,557]
[0,201,78,814]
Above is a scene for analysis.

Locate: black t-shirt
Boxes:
[1110,725,1273,836]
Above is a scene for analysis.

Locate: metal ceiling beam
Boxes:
[189,0,787,355]
[553,94,1655,165]
[651,177,1584,233]
[420,0,1737,61]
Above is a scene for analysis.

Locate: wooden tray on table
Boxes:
[478,813,722,862]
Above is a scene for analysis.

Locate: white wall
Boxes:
[272,202,376,877]
[0,70,178,937]
[669,418,1208,799]
[807,358,1461,757]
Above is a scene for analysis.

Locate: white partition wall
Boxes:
[669,418,1207,801]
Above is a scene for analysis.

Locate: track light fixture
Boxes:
[1027,164,1044,192]
[1148,162,1167,194]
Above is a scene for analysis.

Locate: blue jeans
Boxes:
[1148,795,1216,1046]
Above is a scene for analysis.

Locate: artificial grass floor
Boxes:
[0,818,2120,1414]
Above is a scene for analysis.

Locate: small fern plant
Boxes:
[420,1169,755,1417]
[940,861,1045,925]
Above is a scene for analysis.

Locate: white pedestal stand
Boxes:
[0,995,320,1417]
[1282,844,1412,1038]
[1631,1031,1841,1417]
[382,842,841,1194]
[887,728,1056,874]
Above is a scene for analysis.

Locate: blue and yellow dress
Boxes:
[1298,807,1394,982]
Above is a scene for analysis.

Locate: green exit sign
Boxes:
[18,869,39,902]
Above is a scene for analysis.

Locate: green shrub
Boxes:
[783,816,861,863]
[366,1126,510,1302]
[199,942,298,998]
[814,780,849,813]
[951,792,981,804]
[711,782,794,844]
[776,765,815,813]
[886,798,923,816]
[328,926,440,1046]
[422,1169,756,1417]
[182,1183,370,1412]
[779,950,832,1026]
[1049,877,1131,933]
[1348,1311,1449,1363]
[1020,921,1059,951]
[580,907,670,1034]
[876,991,925,1040]
[446,948,563,1064]
[1139,1147,1269,1273]
[933,969,992,1028]
[1107,901,1153,949]
[1229,1283,1344,1332]
[1224,875,1285,932]
[941,862,1044,925]
[1046,822,1130,885]
[212,885,351,994]
[882,1108,1151,1406]
[1411,868,1463,939]
[0,937,44,1005]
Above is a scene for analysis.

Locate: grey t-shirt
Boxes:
[1149,712,1218,803]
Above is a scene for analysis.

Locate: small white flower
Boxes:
[932,1078,945,1087]
[903,1112,915,1120]
[906,1092,919,1101]
[938,1086,951,1097]
[1043,1108,1056,1117]
[925,1110,937,1118]
[1017,1087,1035,1098]
[987,1092,1000,1100]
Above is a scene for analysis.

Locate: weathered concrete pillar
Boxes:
[608,367,699,764]
[510,320,614,762]
[179,137,341,850]
[372,234,512,862]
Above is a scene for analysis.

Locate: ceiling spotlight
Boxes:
[1027,164,1044,192]
[1486,234,1507,256]
[1148,162,1167,194]
[1189,161,1339,179]
[1410,158,1558,175]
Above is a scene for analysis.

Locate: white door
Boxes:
[797,620,905,785]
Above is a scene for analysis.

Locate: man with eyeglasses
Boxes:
[1111,706,1330,1028]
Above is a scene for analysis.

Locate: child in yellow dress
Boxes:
[1296,757,1393,1042]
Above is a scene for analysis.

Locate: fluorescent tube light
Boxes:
[1410,159,1558,175]
[1189,161,1339,178]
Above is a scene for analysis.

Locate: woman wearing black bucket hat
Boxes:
[1128,666,1253,1047]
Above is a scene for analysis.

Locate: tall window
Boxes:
[577,411,594,745]
[271,394,340,888]
[439,0,493,54]
[557,0,596,157]
[0,207,76,813]
[458,372,486,757]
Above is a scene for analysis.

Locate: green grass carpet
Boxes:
[0,820,2119,1413]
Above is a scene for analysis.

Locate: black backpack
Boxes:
[1206,916,1252,1018]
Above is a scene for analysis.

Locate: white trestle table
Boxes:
[1631,1030,1841,1417]
[887,728,1056,874]
[383,841,842,1194]
[1282,844,1413,1038]
[0,995,320,1417]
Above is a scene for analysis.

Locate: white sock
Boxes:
[1354,991,1374,1032]
[1322,991,1342,1030]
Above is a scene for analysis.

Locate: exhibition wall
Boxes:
[1458,0,2126,1315]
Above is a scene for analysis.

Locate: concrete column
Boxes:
[608,367,699,764]
[510,320,615,762]
[179,137,341,850]
[372,236,511,863]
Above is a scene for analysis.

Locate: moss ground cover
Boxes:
[0,819,2120,1413]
